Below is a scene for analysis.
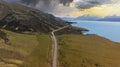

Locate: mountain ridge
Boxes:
[0,1,68,33]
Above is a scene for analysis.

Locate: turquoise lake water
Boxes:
[68,20,120,42]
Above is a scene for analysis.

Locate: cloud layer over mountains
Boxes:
[76,0,112,9]
[3,0,115,17]
[4,0,112,10]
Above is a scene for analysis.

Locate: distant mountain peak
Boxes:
[76,15,101,21]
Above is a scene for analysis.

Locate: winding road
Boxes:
[51,26,69,67]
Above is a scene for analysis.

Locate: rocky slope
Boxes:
[0,1,68,33]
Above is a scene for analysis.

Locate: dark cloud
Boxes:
[3,0,113,15]
[20,0,73,6]
[59,0,73,6]
[5,0,112,11]
[19,0,74,12]
[4,0,20,2]
[21,0,39,5]
[76,0,112,9]
[21,0,49,6]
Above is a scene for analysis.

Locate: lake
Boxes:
[65,19,120,42]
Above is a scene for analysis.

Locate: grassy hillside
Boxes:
[0,30,52,67]
[57,34,120,67]
[20,35,52,67]
[0,1,68,33]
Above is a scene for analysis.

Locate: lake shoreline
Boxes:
[70,21,120,43]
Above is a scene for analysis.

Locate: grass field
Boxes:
[0,30,52,67]
[57,34,120,67]
[1,29,120,67]
[20,35,52,67]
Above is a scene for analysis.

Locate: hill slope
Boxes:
[0,1,68,33]
[0,29,52,67]
[58,34,120,67]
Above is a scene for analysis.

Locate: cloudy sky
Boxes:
[4,0,120,17]
[69,0,120,17]
[56,0,120,17]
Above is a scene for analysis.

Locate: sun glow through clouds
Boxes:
[61,0,120,17]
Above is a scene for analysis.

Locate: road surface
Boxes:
[51,26,69,67]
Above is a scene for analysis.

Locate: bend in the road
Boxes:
[52,25,69,67]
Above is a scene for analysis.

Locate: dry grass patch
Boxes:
[20,35,52,67]
[58,34,120,67]
[0,30,52,67]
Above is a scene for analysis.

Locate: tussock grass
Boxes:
[58,34,120,67]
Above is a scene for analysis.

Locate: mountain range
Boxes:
[76,15,100,21]
[99,15,120,21]
[67,15,120,22]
